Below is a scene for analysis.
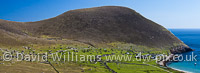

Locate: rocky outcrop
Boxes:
[170,45,193,54]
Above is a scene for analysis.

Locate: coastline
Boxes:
[158,51,194,73]
[166,64,192,73]
[157,54,188,73]
[158,45,194,72]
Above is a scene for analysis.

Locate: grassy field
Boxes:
[0,43,180,73]
[0,61,56,73]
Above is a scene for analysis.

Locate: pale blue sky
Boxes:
[0,0,199,28]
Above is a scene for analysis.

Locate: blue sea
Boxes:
[167,29,200,73]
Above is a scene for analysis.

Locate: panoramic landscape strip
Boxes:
[0,0,199,73]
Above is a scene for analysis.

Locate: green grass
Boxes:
[0,43,181,73]
[107,63,167,73]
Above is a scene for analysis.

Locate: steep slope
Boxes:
[24,6,183,48]
[0,19,25,34]
[0,19,25,46]
[0,20,81,47]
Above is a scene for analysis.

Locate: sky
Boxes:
[0,0,200,29]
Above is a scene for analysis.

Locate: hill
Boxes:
[0,6,193,73]
[0,6,192,53]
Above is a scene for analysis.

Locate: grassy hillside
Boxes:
[22,6,183,49]
[0,6,185,49]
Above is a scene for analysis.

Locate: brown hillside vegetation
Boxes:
[0,6,191,51]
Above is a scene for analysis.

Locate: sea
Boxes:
[167,29,200,73]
